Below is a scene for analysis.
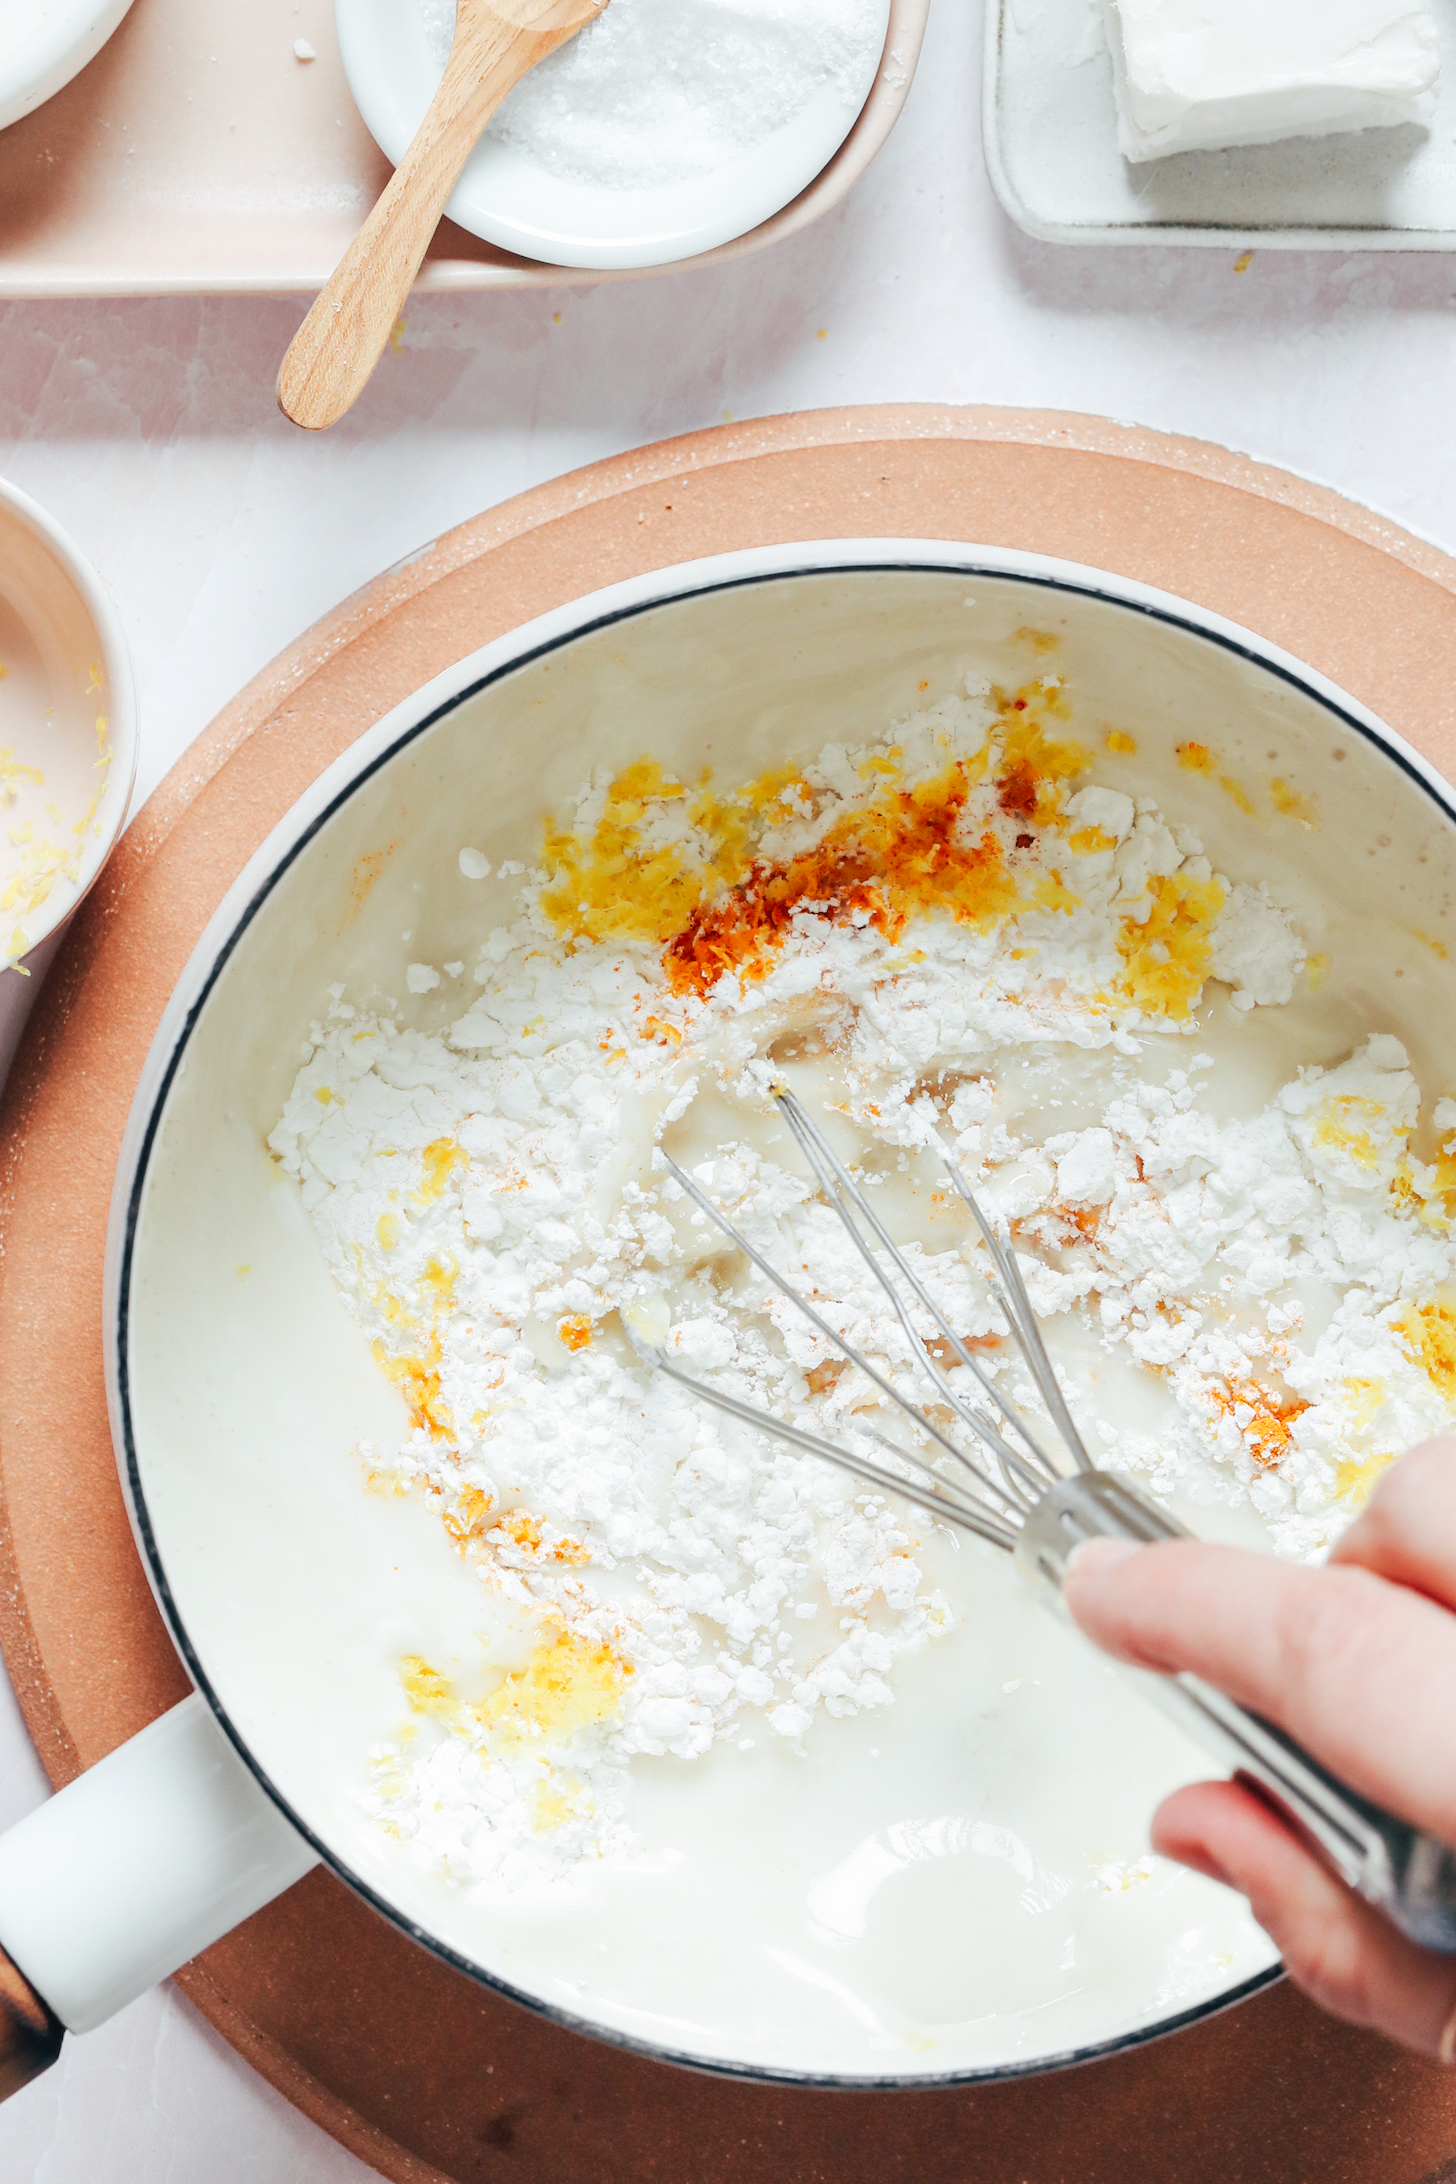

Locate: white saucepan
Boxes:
[0,541,1451,2096]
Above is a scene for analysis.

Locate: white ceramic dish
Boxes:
[0,475,136,1085]
[8,538,1456,2087]
[335,0,894,270]
[0,0,135,135]
[986,0,1456,250]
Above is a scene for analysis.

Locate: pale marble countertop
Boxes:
[5,0,1456,2174]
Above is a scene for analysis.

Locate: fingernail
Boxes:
[1065,1537,1144,1579]
[1175,1847,1236,1892]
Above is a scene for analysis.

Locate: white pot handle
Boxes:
[0,1693,317,2088]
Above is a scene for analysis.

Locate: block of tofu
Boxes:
[1104,0,1441,164]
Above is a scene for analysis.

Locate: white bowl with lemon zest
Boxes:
[0,476,136,1073]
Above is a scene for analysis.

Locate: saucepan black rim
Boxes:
[117,553,1454,2088]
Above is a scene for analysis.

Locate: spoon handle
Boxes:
[278,10,568,431]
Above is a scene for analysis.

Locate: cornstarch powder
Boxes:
[270,674,1456,1898]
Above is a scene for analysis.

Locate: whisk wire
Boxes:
[646,1347,1017,1550]
[772,1091,1052,1505]
[661,1153,1025,1520]
[643,1084,1099,1547]
[646,1093,1456,1958]
[936,1147,1093,1474]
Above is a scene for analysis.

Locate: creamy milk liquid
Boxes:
[0,581,114,964]
[128,574,1456,2077]
[212,1160,1278,2075]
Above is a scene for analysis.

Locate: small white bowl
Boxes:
[0,476,137,1078]
[0,0,137,134]
[334,0,893,271]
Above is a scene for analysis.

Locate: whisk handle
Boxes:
[1017,1473,1456,1956]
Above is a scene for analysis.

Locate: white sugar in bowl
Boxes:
[335,0,896,270]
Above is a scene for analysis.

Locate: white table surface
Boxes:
[5,0,1456,2174]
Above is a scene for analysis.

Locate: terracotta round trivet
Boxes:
[4,406,1456,2184]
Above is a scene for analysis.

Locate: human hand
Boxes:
[1063,1436,1456,2059]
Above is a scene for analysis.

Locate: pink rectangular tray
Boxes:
[0,0,927,298]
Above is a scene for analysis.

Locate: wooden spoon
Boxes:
[278,0,606,432]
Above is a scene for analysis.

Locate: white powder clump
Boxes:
[271,682,1456,1895]
[1209,882,1306,1010]
[418,0,884,190]
[1037,1032,1456,1558]
[1057,1128,1118,1207]
[1064,784,1135,842]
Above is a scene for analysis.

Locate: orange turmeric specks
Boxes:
[992,712,1089,825]
[442,1483,494,1546]
[491,1507,591,1564]
[663,762,1023,999]
[373,1330,453,1440]
[1208,1377,1309,1468]
[540,704,1091,1004]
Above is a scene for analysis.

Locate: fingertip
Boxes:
[1061,1535,1156,1661]
[1150,1833,1236,1890]
[1151,1779,1265,1886]
[1064,1536,1144,1580]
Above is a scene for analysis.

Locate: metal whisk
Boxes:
[631,1083,1456,1955]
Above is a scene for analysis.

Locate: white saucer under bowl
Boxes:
[0,0,136,134]
[334,0,893,271]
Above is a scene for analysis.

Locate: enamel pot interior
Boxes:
[115,554,1456,2084]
